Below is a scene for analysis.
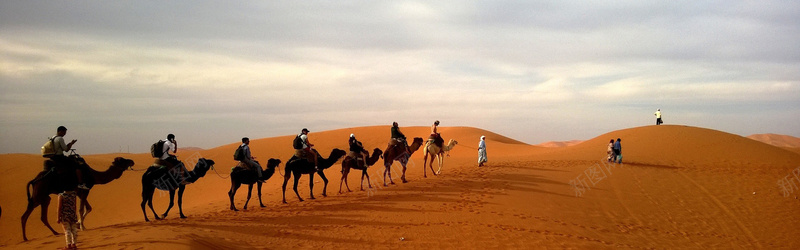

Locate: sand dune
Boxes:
[1,125,799,249]
[536,140,584,148]
[747,133,800,148]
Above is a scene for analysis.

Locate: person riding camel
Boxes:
[239,137,264,182]
[294,128,319,171]
[158,134,188,184]
[390,122,410,155]
[47,126,89,190]
[348,134,369,168]
[430,120,443,148]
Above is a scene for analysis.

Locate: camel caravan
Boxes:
[21,122,459,241]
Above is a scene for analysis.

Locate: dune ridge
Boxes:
[2,125,799,249]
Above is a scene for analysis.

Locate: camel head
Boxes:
[372,148,384,158]
[113,157,135,170]
[410,137,424,151]
[191,158,215,177]
[266,158,281,170]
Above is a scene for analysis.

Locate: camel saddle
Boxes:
[38,156,89,189]
[346,151,366,168]
[428,133,444,148]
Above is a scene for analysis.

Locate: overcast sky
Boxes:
[2,1,799,154]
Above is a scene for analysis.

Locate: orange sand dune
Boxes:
[747,133,800,148]
[537,140,585,148]
[1,125,799,249]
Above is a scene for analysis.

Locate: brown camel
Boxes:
[228,158,281,211]
[282,148,347,203]
[423,138,458,177]
[22,156,135,241]
[339,148,383,193]
[140,158,215,222]
[382,137,424,185]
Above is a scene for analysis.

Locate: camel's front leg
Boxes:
[243,184,253,210]
[308,174,316,200]
[177,185,187,218]
[436,153,444,175]
[78,198,92,230]
[319,171,329,197]
[257,182,266,208]
[162,189,176,219]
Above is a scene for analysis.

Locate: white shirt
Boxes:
[53,136,68,156]
[161,139,175,160]
[299,134,309,149]
[478,140,486,150]
[654,111,661,118]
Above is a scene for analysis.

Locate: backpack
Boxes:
[233,145,245,161]
[292,135,304,149]
[41,137,56,158]
[150,140,167,158]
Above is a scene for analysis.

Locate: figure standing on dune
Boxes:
[478,136,488,167]
[613,138,622,163]
[607,139,615,162]
[654,109,663,125]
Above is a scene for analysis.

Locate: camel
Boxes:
[282,148,346,203]
[423,138,458,177]
[140,158,215,222]
[339,148,383,193]
[228,158,281,211]
[382,137,424,185]
[22,156,135,241]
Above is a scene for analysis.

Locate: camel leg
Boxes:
[243,184,253,210]
[423,153,429,178]
[436,154,444,175]
[385,163,395,186]
[428,155,437,176]
[141,187,153,222]
[339,166,347,194]
[39,197,59,236]
[282,171,291,203]
[292,172,304,202]
[177,185,187,219]
[78,198,92,230]
[229,181,240,211]
[319,171,329,197]
[257,181,266,208]
[401,160,409,183]
[362,169,373,190]
[308,173,316,200]
[162,189,176,219]
[21,199,40,241]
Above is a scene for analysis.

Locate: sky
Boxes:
[1,1,799,154]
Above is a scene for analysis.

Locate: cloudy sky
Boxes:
[2,1,799,154]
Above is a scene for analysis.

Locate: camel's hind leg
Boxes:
[39,197,59,236]
[21,198,41,241]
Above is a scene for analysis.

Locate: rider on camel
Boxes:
[48,126,89,190]
[294,128,319,171]
[349,134,369,168]
[430,120,443,148]
[390,122,410,155]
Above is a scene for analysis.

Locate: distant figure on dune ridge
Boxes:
[607,139,615,162]
[613,138,622,163]
[654,109,663,125]
[478,136,488,167]
[57,190,79,250]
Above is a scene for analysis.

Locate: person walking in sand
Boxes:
[654,109,663,125]
[613,138,622,163]
[478,136,488,167]
[607,139,615,162]
[57,190,79,250]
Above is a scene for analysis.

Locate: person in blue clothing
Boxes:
[613,138,622,163]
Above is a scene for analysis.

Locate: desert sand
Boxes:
[1,125,799,249]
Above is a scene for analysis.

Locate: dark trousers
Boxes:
[656,118,663,125]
